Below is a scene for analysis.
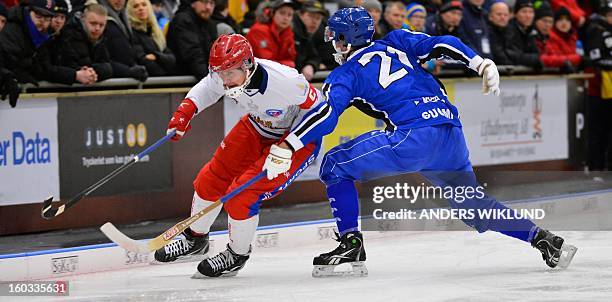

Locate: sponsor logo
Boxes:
[250,115,273,128]
[421,108,454,120]
[415,96,441,105]
[317,226,337,240]
[162,226,180,241]
[84,123,147,149]
[255,232,279,248]
[51,256,79,274]
[262,192,274,200]
[0,132,52,166]
[277,154,316,192]
[265,109,283,117]
[125,250,149,265]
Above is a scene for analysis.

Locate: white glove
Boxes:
[477,59,500,96]
[263,144,293,180]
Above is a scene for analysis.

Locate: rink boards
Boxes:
[1,188,612,281]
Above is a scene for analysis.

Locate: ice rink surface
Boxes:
[9,230,609,302]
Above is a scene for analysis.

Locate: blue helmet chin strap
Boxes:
[332,41,352,65]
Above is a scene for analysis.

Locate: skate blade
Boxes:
[312,262,368,278]
[191,270,238,279]
[556,243,578,269]
[150,253,209,265]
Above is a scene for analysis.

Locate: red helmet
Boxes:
[209,34,255,73]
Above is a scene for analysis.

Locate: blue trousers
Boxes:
[320,125,538,242]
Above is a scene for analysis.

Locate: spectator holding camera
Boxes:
[247,0,297,68]
[127,0,176,76]
[166,0,218,79]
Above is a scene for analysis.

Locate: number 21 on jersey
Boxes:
[358,46,413,89]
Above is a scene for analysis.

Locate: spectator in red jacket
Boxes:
[540,7,581,71]
[550,0,585,27]
[246,0,297,68]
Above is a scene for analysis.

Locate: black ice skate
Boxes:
[192,244,250,278]
[531,229,577,269]
[153,228,209,263]
[312,231,368,277]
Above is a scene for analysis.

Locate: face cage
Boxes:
[217,59,257,99]
[325,26,352,65]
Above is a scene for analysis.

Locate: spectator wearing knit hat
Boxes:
[550,0,586,27]
[50,0,67,34]
[426,0,464,37]
[405,2,426,32]
[533,0,553,52]
[539,7,581,71]
[505,0,543,69]
[0,0,56,86]
[487,1,513,65]
[361,0,384,39]
[0,2,7,31]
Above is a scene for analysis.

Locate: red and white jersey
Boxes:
[185,58,322,139]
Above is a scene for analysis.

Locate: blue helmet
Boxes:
[325,7,375,47]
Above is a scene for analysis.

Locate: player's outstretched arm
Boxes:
[390,30,500,95]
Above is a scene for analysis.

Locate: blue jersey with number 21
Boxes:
[286,29,485,150]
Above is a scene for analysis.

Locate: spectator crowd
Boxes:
[0,0,610,171]
[0,0,610,103]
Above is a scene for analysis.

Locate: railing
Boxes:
[21,65,567,93]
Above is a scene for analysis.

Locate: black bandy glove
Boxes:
[7,77,20,108]
[1,75,21,108]
[128,65,148,82]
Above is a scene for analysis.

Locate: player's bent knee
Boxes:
[224,200,262,221]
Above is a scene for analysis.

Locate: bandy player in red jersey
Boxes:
[154,34,322,277]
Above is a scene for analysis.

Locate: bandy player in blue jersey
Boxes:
[262,7,577,277]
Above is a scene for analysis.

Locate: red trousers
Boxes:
[194,115,319,220]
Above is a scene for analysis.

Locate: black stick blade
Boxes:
[41,196,57,220]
